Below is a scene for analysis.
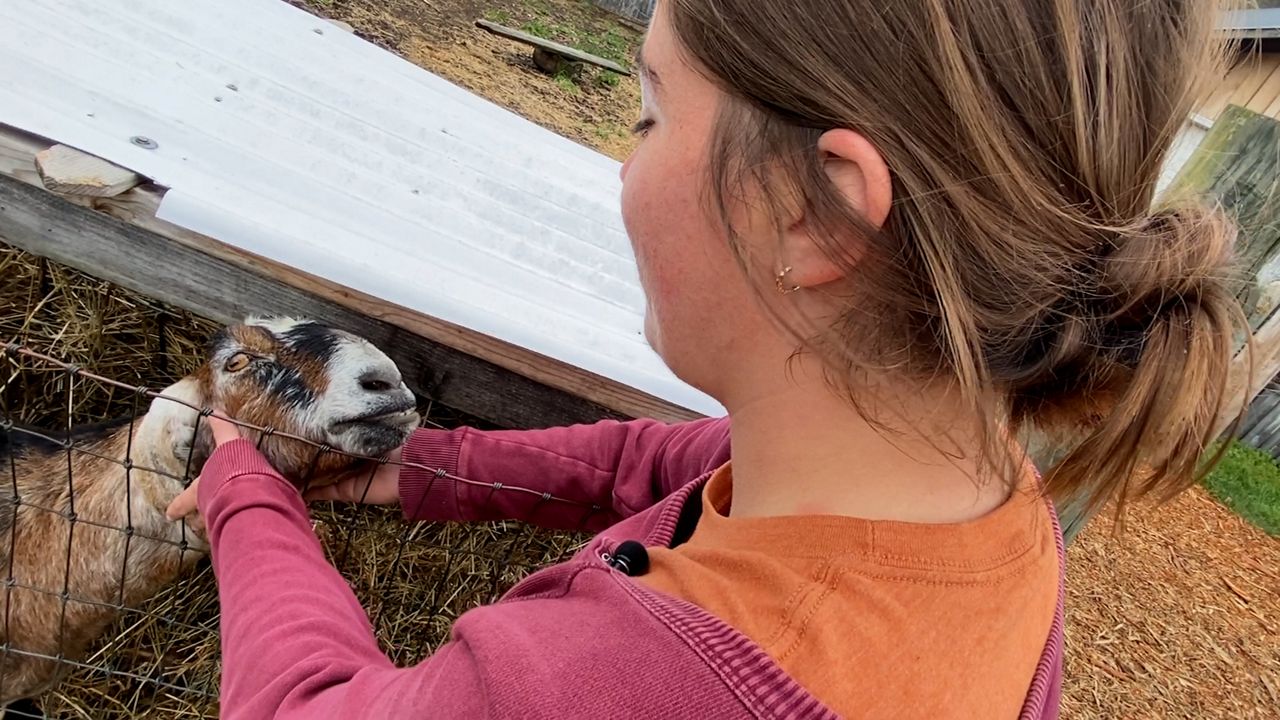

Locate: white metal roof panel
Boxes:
[0,0,724,417]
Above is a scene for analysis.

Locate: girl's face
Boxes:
[619,9,769,401]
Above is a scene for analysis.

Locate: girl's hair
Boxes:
[667,0,1249,517]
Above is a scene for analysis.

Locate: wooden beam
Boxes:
[0,124,701,427]
[35,144,142,197]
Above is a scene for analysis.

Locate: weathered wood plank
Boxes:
[475,20,632,75]
[1218,301,1280,439]
[0,123,704,426]
[1200,57,1255,122]
[1241,386,1280,439]
[0,172,637,429]
[1246,57,1280,116]
[1241,384,1280,457]
[1162,104,1280,440]
[0,133,41,187]
[1226,53,1278,112]
[34,144,142,197]
[1166,107,1280,323]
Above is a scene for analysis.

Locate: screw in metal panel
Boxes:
[130,136,158,150]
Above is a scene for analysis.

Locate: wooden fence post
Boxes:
[1168,106,1280,441]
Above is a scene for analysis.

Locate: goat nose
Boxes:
[357,369,400,394]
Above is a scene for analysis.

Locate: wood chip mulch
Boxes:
[1063,486,1279,719]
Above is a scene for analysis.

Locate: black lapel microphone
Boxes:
[606,540,650,576]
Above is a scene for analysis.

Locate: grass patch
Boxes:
[554,70,581,94]
[1202,440,1280,536]
[592,121,629,140]
[483,8,511,24]
[521,17,555,38]
[577,27,631,64]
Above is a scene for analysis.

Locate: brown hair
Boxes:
[667,0,1249,517]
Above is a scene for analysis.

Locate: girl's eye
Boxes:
[631,118,655,137]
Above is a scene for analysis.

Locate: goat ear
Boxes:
[151,376,216,474]
[190,421,216,470]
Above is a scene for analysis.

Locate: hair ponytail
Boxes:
[1022,207,1246,517]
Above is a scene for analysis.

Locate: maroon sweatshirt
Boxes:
[198,415,1064,719]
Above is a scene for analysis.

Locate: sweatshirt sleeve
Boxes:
[197,439,490,720]
[399,416,730,533]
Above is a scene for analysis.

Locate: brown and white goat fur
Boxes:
[0,316,420,708]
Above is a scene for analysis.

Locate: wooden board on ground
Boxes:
[0,124,699,429]
[475,19,632,76]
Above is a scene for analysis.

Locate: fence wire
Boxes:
[0,341,594,718]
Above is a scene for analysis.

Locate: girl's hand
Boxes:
[165,410,242,522]
[303,446,402,506]
[164,410,403,518]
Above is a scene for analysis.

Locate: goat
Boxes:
[0,316,421,710]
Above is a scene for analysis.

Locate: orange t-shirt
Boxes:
[638,464,1058,718]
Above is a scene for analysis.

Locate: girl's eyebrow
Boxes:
[635,47,662,89]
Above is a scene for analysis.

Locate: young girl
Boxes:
[167,0,1243,717]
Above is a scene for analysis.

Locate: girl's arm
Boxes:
[200,440,490,719]
[398,416,730,533]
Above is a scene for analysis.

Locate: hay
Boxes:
[0,245,219,428]
[1,241,588,718]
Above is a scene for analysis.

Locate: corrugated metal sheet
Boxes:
[0,0,723,417]
[1225,8,1280,38]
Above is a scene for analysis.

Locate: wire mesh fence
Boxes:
[593,0,656,23]
[0,340,592,718]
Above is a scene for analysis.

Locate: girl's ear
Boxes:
[818,128,892,228]
[779,128,892,290]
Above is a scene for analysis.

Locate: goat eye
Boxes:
[224,353,252,373]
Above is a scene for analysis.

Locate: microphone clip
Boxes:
[603,540,650,576]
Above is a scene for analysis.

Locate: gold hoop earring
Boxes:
[775,266,800,295]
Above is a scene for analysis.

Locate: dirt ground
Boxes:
[290,0,644,160]
[278,2,1280,717]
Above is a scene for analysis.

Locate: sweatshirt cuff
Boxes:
[197,438,290,513]
[399,428,465,522]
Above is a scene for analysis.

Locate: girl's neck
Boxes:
[723,367,1015,524]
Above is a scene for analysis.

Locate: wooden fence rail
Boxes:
[1239,383,1280,455]
[594,0,655,24]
